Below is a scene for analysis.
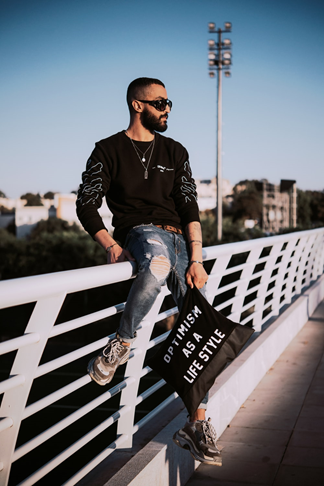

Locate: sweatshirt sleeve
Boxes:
[76,142,111,238]
[171,145,200,227]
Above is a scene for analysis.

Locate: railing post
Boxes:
[0,293,66,486]
[117,287,169,448]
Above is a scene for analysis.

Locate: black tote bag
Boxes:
[148,285,254,416]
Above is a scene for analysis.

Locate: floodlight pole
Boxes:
[216,29,223,242]
[208,22,232,242]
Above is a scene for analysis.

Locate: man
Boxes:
[76,77,221,465]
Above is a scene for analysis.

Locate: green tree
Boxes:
[29,217,82,239]
[21,193,43,206]
[0,219,106,280]
[43,191,56,199]
[200,211,264,247]
[200,210,217,247]
[308,190,324,225]
[297,189,312,228]
[231,181,263,223]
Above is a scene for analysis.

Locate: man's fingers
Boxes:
[124,250,135,261]
[186,274,194,289]
[108,249,135,264]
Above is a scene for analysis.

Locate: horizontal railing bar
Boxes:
[61,432,130,486]
[219,257,279,276]
[50,303,125,338]
[13,377,135,462]
[147,330,171,349]
[61,392,178,486]
[140,365,152,378]
[0,261,136,309]
[135,379,166,406]
[1,229,318,311]
[133,391,179,434]
[203,229,319,262]
[0,417,14,432]
[23,375,91,419]
[154,306,178,323]
[35,337,109,378]
[210,270,296,304]
[0,374,25,394]
[0,333,40,356]
[219,288,278,316]
[17,408,130,486]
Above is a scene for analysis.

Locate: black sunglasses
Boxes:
[138,98,172,112]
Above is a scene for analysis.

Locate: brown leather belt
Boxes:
[155,224,183,235]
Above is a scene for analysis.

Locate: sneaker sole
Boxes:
[173,432,222,466]
[87,354,130,386]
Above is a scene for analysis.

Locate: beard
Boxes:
[140,107,168,133]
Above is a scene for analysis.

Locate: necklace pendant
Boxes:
[142,157,146,162]
[144,170,148,179]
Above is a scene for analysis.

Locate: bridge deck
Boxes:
[186,300,324,486]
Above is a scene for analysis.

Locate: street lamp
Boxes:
[208,21,233,241]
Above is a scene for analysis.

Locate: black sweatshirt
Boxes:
[76,131,200,245]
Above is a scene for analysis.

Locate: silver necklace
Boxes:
[126,132,155,179]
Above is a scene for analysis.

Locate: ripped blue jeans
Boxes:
[117,224,208,410]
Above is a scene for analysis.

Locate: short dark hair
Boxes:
[126,77,165,111]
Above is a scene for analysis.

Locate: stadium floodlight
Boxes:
[207,21,233,241]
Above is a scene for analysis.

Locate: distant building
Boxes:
[196,177,233,211]
[255,179,297,233]
[15,206,50,238]
[0,194,114,238]
[54,193,113,234]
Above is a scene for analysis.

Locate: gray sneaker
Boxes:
[87,337,130,386]
[173,418,222,465]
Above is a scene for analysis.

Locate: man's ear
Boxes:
[132,100,143,113]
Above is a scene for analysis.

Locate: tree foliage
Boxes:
[43,191,56,199]
[20,192,43,206]
[231,181,263,223]
[297,189,312,228]
[29,217,82,239]
[297,189,324,228]
[0,219,105,280]
[200,211,264,247]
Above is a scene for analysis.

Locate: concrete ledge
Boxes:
[104,275,324,486]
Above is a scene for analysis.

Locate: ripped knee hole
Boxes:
[150,255,170,280]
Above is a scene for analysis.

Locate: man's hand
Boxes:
[94,229,135,265]
[107,245,135,264]
[186,262,208,289]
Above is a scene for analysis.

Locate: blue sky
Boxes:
[1,0,323,198]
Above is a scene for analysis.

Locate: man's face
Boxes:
[139,84,170,133]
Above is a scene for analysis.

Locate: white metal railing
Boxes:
[0,228,323,486]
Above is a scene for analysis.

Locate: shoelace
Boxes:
[103,340,125,364]
[201,418,218,448]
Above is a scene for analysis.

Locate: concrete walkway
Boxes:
[186,301,324,486]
